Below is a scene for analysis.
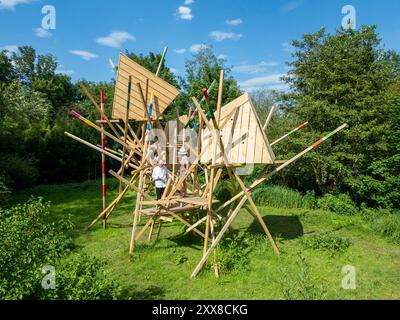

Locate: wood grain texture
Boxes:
[201,93,275,165]
[112,53,180,120]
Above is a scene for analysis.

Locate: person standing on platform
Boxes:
[152,160,168,201]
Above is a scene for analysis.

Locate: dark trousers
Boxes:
[156,188,165,201]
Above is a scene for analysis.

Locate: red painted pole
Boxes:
[100,91,107,228]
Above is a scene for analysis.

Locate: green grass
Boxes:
[12,179,400,300]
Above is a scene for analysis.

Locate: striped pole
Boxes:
[192,123,349,278]
[69,110,136,156]
[187,80,218,127]
[216,123,349,214]
[100,91,107,228]
[271,122,309,146]
[97,145,123,157]
[145,47,168,137]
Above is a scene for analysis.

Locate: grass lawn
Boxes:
[13,179,400,300]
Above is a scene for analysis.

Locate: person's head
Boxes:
[158,160,165,167]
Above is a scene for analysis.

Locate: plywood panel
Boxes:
[200,93,275,165]
[112,53,180,120]
[237,103,251,164]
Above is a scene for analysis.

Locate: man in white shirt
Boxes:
[152,160,168,200]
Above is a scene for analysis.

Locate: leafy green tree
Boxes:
[275,25,400,208]
[183,46,242,114]
[0,50,15,84]
[10,47,76,117]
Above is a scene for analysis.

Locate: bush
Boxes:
[372,213,400,244]
[0,197,73,299]
[275,253,326,300]
[252,185,316,209]
[216,235,262,274]
[214,183,232,204]
[40,254,120,300]
[0,154,39,189]
[302,233,351,255]
[317,193,358,215]
[0,173,11,205]
[0,198,120,300]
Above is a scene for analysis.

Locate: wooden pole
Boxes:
[263,105,275,131]
[191,123,349,277]
[79,83,121,139]
[100,91,107,229]
[120,76,132,193]
[216,70,224,126]
[271,122,309,146]
[216,124,349,213]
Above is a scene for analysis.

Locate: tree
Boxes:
[10,47,76,117]
[276,25,400,208]
[183,46,242,112]
[0,50,15,84]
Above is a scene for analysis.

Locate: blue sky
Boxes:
[1,0,400,91]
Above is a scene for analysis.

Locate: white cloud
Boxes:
[282,41,295,53]
[226,18,243,26]
[217,54,227,60]
[176,6,193,20]
[174,48,187,54]
[169,67,179,74]
[96,31,135,48]
[210,31,242,42]
[56,66,75,75]
[190,44,210,53]
[233,61,280,74]
[281,1,303,13]
[69,50,98,61]
[0,0,37,10]
[1,45,18,53]
[239,73,288,92]
[34,27,52,38]
[184,0,194,5]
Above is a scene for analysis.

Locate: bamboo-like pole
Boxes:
[120,76,132,193]
[191,123,349,278]
[100,91,107,229]
[68,110,141,158]
[64,132,137,169]
[79,84,121,139]
[216,124,349,214]
[271,122,309,146]
[263,105,276,131]
[216,70,224,126]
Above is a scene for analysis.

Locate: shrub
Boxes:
[0,198,120,300]
[0,172,11,205]
[372,213,400,244]
[275,253,326,300]
[252,185,316,209]
[0,197,73,299]
[216,235,261,274]
[302,233,351,255]
[214,183,232,204]
[317,193,358,215]
[40,254,120,300]
[0,154,39,189]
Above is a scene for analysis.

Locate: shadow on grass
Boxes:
[168,231,203,250]
[248,215,304,240]
[120,285,165,300]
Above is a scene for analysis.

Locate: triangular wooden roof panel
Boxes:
[112,53,180,121]
[201,93,275,165]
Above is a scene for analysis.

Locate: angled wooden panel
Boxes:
[112,53,180,120]
[200,93,275,165]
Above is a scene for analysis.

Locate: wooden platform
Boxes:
[139,197,219,217]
